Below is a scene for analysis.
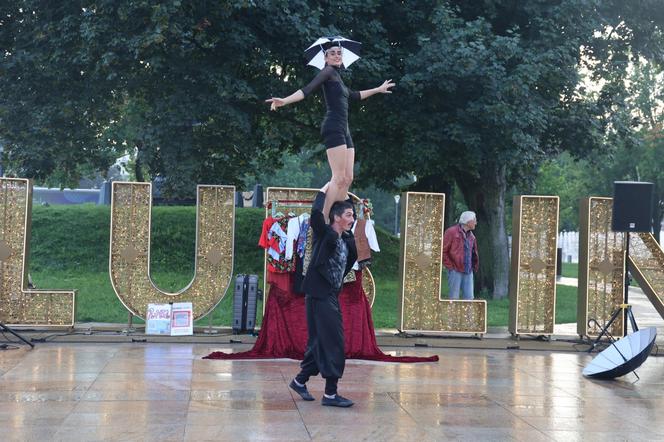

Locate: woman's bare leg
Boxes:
[344,148,355,199]
[323,145,350,223]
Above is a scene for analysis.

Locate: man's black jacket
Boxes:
[302,192,358,299]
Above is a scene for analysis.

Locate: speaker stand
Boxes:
[587,304,638,353]
[624,233,631,337]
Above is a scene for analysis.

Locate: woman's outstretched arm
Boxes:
[266,66,334,110]
[265,90,304,110]
[353,79,395,100]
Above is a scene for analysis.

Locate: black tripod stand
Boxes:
[587,226,640,353]
[0,323,34,348]
[587,303,637,353]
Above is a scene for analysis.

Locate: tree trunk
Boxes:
[134,156,145,183]
[134,141,145,183]
[457,164,510,299]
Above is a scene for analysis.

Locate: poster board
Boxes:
[146,303,172,335]
[170,302,193,336]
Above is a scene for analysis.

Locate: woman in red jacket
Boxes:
[442,211,479,299]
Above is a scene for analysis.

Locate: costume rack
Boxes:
[267,198,368,219]
[267,199,314,218]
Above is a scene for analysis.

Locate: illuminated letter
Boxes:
[398,192,486,334]
[0,178,75,326]
[509,195,558,336]
[628,232,664,319]
[578,197,625,336]
[109,182,234,319]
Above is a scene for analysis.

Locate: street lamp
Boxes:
[394,194,400,236]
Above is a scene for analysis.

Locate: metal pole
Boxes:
[394,194,400,236]
[624,233,630,337]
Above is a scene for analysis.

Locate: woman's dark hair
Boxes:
[322,41,342,51]
[329,200,354,225]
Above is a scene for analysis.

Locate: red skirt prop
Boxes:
[203,271,438,363]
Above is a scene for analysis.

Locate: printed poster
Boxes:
[146,304,172,335]
[170,302,193,336]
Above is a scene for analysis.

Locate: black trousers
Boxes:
[296,293,345,389]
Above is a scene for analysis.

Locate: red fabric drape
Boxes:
[204,271,438,363]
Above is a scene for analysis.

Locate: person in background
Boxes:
[443,211,479,300]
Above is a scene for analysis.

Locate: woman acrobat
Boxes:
[266,40,395,222]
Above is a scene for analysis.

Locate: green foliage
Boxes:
[0,1,398,195]
[29,204,265,274]
[534,153,597,231]
[243,151,316,190]
[601,60,664,238]
[29,205,111,273]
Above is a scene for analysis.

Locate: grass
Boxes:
[555,285,578,323]
[562,263,578,278]
[26,204,581,328]
[31,270,248,327]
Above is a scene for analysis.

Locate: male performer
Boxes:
[289,185,357,407]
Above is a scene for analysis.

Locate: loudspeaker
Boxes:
[612,181,654,232]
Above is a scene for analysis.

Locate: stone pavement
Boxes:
[1,342,663,441]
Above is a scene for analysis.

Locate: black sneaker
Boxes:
[321,394,354,407]
[289,380,314,401]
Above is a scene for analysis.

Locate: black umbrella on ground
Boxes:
[304,36,361,69]
[583,327,657,379]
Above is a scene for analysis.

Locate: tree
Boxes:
[356,1,664,298]
[243,151,314,189]
[0,3,118,186]
[2,1,663,298]
[0,1,339,194]
[627,61,664,241]
[577,60,664,240]
[534,153,597,231]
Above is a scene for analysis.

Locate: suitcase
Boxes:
[232,274,259,334]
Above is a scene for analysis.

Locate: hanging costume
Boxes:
[351,218,380,270]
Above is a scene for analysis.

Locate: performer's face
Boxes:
[335,208,355,231]
[325,47,343,67]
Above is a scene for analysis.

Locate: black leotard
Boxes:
[301,65,360,149]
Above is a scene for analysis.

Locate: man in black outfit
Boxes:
[289,186,357,407]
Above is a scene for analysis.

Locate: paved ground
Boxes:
[1,276,662,441]
[1,341,663,441]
